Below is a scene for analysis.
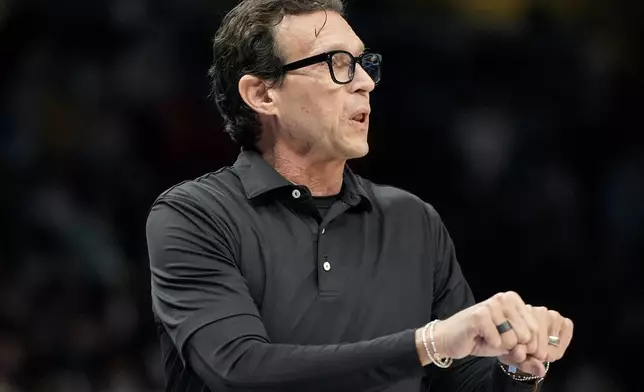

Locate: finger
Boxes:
[558,317,574,353]
[517,356,546,377]
[486,298,518,351]
[503,306,531,346]
[499,292,532,345]
[519,304,540,357]
[530,306,549,362]
[476,305,505,354]
[546,310,565,361]
[547,310,564,339]
[507,344,528,363]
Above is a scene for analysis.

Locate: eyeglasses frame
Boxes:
[281,50,382,85]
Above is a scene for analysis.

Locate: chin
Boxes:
[344,142,369,159]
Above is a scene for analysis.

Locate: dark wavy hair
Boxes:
[209,0,345,149]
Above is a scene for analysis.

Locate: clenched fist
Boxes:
[416,292,542,371]
[498,305,574,376]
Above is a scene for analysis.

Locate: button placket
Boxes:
[319,227,328,270]
[317,236,340,294]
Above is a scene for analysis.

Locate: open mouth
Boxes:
[350,113,367,123]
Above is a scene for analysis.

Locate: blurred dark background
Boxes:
[1,0,643,391]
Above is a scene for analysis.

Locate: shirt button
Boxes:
[321,227,326,234]
[323,261,331,271]
[292,189,301,199]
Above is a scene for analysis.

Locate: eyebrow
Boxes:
[323,41,365,55]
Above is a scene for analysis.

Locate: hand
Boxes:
[416,292,540,365]
[498,306,574,376]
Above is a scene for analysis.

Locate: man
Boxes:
[146,1,574,391]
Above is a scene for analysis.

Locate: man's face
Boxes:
[271,11,376,161]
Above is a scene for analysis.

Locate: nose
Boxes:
[350,63,376,94]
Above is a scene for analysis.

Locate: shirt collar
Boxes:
[233,148,373,211]
[233,148,292,198]
[341,165,373,212]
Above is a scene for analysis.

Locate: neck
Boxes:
[261,144,345,196]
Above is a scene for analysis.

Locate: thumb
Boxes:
[517,356,547,377]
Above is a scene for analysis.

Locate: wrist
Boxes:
[415,328,431,366]
[416,321,453,368]
[498,360,549,383]
[498,357,550,377]
[430,319,448,358]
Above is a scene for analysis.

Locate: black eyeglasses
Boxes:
[282,50,382,85]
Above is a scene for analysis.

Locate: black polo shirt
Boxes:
[146,149,541,392]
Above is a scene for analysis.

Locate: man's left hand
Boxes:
[498,305,574,376]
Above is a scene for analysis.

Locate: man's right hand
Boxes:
[416,291,540,365]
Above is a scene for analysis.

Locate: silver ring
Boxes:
[548,335,560,347]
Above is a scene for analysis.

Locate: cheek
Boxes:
[291,89,322,118]
[280,82,346,128]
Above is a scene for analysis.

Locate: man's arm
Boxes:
[146,194,425,392]
[423,204,543,392]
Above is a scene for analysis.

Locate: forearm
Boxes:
[186,317,426,391]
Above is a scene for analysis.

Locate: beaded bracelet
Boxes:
[421,320,453,368]
[498,360,549,392]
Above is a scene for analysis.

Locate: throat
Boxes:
[269,152,345,196]
[303,176,343,196]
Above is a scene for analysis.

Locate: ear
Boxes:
[238,74,277,116]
